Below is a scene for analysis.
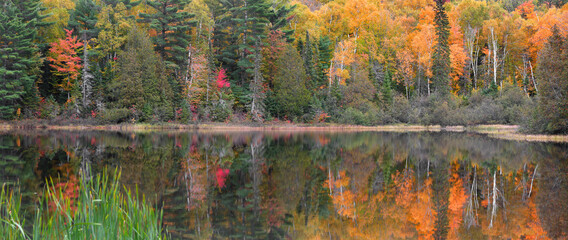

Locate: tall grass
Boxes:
[0,170,165,240]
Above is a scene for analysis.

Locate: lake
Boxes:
[1,130,567,239]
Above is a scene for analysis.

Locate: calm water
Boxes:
[1,130,567,239]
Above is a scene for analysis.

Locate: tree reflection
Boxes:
[1,131,566,239]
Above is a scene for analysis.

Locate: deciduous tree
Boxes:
[47,29,83,103]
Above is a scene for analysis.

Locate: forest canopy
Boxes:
[1,0,568,133]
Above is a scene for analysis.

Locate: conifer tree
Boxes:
[535,25,568,133]
[380,69,393,107]
[109,27,174,121]
[0,2,40,119]
[302,31,316,91]
[274,45,311,119]
[316,36,332,90]
[214,0,271,84]
[139,0,195,109]
[69,0,99,43]
[432,0,451,95]
[13,0,52,43]
[138,0,194,75]
[214,0,293,110]
[268,4,295,42]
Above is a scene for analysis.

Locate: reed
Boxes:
[0,170,164,240]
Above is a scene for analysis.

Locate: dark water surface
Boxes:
[1,130,567,239]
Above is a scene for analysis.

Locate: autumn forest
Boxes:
[1,0,568,133]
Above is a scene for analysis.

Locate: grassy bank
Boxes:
[0,170,164,240]
[0,120,443,132]
[1,121,567,143]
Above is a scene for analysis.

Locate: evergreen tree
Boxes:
[13,0,52,44]
[534,25,568,134]
[214,0,270,84]
[69,0,99,42]
[380,69,393,107]
[274,45,311,119]
[431,0,451,95]
[139,0,195,110]
[100,0,140,8]
[316,36,332,90]
[0,2,40,119]
[214,0,293,110]
[109,27,174,121]
[268,4,295,42]
[433,162,450,240]
[302,31,316,91]
[138,0,194,75]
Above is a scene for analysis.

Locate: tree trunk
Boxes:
[489,171,497,228]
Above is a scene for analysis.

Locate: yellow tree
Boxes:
[396,48,414,99]
[408,178,437,240]
[95,3,133,61]
[289,1,320,42]
[411,6,436,96]
[448,162,467,239]
[326,170,356,220]
[40,0,75,41]
[330,38,356,87]
[456,0,487,90]
[528,6,568,64]
[449,21,468,95]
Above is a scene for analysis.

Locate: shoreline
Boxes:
[1,121,567,143]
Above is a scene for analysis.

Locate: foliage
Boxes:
[47,29,83,103]
[1,0,567,132]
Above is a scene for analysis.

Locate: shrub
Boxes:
[100,108,130,123]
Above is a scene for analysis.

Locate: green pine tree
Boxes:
[13,0,52,44]
[215,0,271,83]
[69,0,99,42]
[316,36,332,90]
[302,31,316,91]
[534,25,568,134]
[432,0,451,96]
[213,0,293,110]
[380,69,394,107]
[274,45,311,119]
[109,27,174,122]
[138,0,195,109]
[0,2,40,119]
[268,4,295,42]
[138,0,195,74]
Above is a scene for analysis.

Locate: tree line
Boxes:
[0,0,567,133]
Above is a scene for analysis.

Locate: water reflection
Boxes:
[0,130,567,239]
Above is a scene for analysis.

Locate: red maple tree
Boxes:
[215,168,230,188]
[47,29,83,102]
[215,68,230,89]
